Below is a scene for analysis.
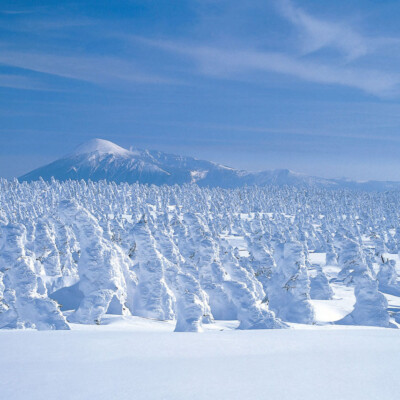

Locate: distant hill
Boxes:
[19,138,400,191]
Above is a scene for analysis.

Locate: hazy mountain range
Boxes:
[19,138,400,191]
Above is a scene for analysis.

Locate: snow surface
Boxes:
[0,320,399,400]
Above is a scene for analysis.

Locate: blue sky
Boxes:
[2,0,400,180]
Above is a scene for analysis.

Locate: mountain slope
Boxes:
[19,138,253,187]
[19,138,400,190]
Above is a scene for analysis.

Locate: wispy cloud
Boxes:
[0,16,95,33]
[0,12,180,88]
[275,0,400,61]
[0,73,54,91]
[0,50,179,86]
[136,38,400,96]
[0,10,34,15]
[276,0,368,60]
[120,0,400,97]
[2,0,400,97]
[173,121,400,144]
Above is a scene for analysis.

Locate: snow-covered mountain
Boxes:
[19,138,400,190]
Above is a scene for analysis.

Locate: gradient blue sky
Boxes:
[2,0,400,180]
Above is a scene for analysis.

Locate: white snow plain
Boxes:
[0,319,399,400]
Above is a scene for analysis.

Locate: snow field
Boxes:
[0,323,399,400]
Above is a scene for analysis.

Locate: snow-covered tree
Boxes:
[337,273,392,328]
[58,199,133,325]
[0,179,398,330]
[0,223,69,330]
[268,241,315,324]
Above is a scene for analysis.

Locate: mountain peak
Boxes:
[72,138,132,157]
[18,138,400,191]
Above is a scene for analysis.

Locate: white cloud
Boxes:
[0,74,54,91]
[126,0,400,97]
[0,51,179,86]
[276,0,369,60]
[138,38,400,96]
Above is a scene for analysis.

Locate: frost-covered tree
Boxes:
[377,258,400,296]
[32,218,63,292]
[125,213,174,321]
[309,264,334,300]
[325,238,338,266]
[174,273,205,332]
[0,224,69,330]
[268,241,315,324]
[1,179,399,330]
[337,273,392,328]
[58,199,133,325]
[337,237,370,285]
